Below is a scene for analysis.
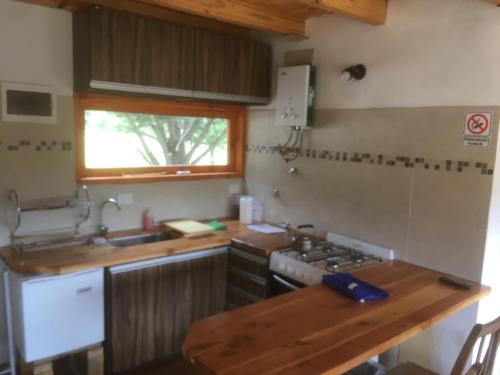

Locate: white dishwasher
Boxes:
[8,267,104,362]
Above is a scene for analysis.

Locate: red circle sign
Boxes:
[467,114,489,135]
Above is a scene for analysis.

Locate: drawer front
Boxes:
[228,267,268,298]
[227,285,263,309]
[228,247,269,279]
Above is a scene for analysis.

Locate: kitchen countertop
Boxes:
[183,260,490,375]
[0,220,293,275]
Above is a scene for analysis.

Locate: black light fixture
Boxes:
[340,64,366,81]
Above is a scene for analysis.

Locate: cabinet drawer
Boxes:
[228,247,269,279]
[228,267,268,298]
[227,285,262,309]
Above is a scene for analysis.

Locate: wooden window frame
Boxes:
[75,93,246,184]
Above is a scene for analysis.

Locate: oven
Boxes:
[270,272,306,296]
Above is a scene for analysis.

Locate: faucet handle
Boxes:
[97,225,108,237]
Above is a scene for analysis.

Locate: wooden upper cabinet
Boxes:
[73,6,271,104]
[74,7,195,91]
[194,29,272,100]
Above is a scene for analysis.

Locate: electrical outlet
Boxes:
[117,193,134,206]
[228,184,242,195]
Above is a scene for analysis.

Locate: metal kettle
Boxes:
[292,224,315,253]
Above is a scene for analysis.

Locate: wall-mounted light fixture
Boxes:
[340,64,366,81]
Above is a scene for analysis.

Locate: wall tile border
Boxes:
[0,140,72,152]
[246,144,494,176]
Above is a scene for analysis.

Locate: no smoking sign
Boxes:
[465,112,492,136]
[463,112,492,148]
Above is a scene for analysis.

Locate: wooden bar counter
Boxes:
[183,260,490,375]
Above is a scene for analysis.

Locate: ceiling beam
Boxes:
[16,0,83,11]
[295,0,387,25]
[78,0,252,36]
[139,0,307,37]
[15,0,252,37]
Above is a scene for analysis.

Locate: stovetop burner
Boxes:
[270,232,394,286]
[279,241,383,274]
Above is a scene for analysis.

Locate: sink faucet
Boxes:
[98,198,121,237]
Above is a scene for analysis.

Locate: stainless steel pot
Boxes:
[292,224,315,253]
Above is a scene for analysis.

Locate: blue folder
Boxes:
[322,273,389,302]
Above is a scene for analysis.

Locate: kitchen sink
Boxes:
[108,231,181,247]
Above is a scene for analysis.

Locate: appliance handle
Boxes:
[297,224,314,230]
[272,274,301,291]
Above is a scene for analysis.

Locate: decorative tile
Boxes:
[246,143,493,176]
[0,140,72,152]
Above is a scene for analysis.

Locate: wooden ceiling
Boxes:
[16,0,388,38]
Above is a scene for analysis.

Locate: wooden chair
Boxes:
[388,315,500,375]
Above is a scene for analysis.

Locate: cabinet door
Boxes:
[194,29,272,99]
[193,29,238,96]
[90,6,153,86]
[75,7,195,91]
[235,39,272,99]
[74,7,271,102]
[106,248,227,373]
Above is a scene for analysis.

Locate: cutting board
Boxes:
[162,220,215,238]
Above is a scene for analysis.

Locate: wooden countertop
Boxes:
[183,261,491,375]
[0,220,292,275]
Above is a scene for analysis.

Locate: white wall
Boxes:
[264,0,500,109]
[0,0,73,96]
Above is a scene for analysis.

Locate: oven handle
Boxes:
[272,274,301,291]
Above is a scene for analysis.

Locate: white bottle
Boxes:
[239,196,253,224]
[252,198,263,222]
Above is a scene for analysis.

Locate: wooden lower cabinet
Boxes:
[105,247,228,374]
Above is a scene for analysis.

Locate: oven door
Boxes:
[271,273,306,296]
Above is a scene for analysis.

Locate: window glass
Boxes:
[84,110,229,169]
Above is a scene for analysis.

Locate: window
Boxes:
[75,93,246,183]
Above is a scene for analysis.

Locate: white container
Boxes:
[252,198,263,222]
[9,268,104,362]
[239,196,253,224]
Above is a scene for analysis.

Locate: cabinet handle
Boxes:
[229,267,267,286]
[272,274,300,291]
[229,247,268,265]
[109,247,227,274]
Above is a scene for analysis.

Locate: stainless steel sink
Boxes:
[108,231,181,247]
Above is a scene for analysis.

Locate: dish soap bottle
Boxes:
[142,209,155,230]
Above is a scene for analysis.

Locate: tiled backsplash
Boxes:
[246,107,498,280]
[1,140,72,151]
[247,144,494,175]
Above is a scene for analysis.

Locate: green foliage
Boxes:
[85,110,228,166]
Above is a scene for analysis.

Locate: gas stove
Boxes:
[270,232,395,286]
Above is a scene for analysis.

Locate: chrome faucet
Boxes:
[98,198,121,236]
